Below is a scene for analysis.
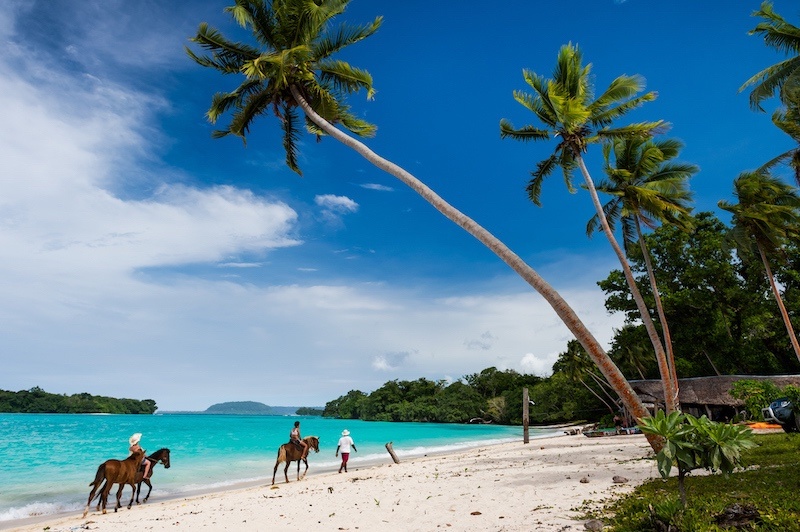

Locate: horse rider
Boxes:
[290,421,308,459]
[129,433,152,479]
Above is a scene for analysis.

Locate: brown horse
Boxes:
[84,449,144,516]
[135,448,171,504]
[272,435,319,484]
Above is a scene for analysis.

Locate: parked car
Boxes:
[762,397,800,433]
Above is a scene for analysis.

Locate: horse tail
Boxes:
[276,445,287,464]
[89,463,105,487]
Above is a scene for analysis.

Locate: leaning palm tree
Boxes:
[500,43,679,413]
[740,1,800,111]
[590,137,697,398]
[187,1,659,445]
[719,171,800,363]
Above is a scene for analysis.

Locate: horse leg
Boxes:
[296,459,301,480]
[126,482,136,509]
[100,481,113,514]
[94,479,107,511]
[302,457,309,480]
[114,483,125,512]
[284,460,291,483]
[143,479,153,503]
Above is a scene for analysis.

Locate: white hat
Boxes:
[129,433,142,446]
[341,429,350,436]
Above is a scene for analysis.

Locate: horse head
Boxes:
[156,448,171,469]
[307,436,320,453]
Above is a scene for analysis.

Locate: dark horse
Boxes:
[135,448,171,504]
[84,449,144,516]
[272,435,319,484]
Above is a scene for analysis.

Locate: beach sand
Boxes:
[7,433,657,531]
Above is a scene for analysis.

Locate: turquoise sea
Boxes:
[0,413,559,525]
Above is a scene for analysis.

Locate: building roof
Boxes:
[629,375,800,407]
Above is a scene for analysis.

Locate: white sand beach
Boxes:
[7,433,658,531]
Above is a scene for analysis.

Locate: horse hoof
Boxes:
[102,510,107,515]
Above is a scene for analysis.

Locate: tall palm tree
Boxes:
[740,1,800,111]
[719,171,800,363]
[589,137,697,399]
[500,43,679,413]
[187,1,660,445]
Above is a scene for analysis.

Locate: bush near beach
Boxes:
[601,433,800,531]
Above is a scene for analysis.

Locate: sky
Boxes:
[1,1,796,411]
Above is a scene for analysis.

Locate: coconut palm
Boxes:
[740,1,800,111]
[589,137,697,398]
[719,171,800,363]
[500,43,679,413]
[187,1,659,444]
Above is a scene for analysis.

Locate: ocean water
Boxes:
[0,413,559,524]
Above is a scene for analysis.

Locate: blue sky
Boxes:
[1,0,795,410]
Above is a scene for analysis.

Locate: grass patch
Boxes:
[601,433,800,531]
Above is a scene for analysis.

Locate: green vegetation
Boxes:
[0,387,157,414]
[323,367,601,425]
[638,412,756,506]
[601,433,800,531]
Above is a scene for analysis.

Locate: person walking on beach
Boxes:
[290,421,308,459]
[129,432,151,479]
[335,429,357,473]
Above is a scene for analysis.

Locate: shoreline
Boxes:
[4,433,657,531]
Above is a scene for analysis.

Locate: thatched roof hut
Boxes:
[629,375,800,420]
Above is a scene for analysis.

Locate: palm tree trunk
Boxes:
[757,242,800,363]
[290,85,663,451]
[575,156,679,413]
[635,218,680,404]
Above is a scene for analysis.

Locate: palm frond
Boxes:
[318,59,375,99]
[281,103,303,175]
[527,154,559,206]
[313,17,383,59]
[499,119,550,142]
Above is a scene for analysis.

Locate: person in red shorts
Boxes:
[335,429,357,473]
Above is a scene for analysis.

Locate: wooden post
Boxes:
[523,387,530,444]
[385,441,400,464]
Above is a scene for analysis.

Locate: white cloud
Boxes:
[314,194,359,226]
[360,183,394,192]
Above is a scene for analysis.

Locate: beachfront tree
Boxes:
[740,1,800,112]
[188,1,662,448]
[591,137,697,398]
[500,43,679,413]
[719,171,800,363]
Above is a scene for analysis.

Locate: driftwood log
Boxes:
[385,442,400,464]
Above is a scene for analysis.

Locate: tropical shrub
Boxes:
[638,411,756,506]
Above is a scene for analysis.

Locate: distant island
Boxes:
[203,401,323,416]
[0,387,157,414]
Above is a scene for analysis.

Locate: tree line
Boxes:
[0,387,158,414]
